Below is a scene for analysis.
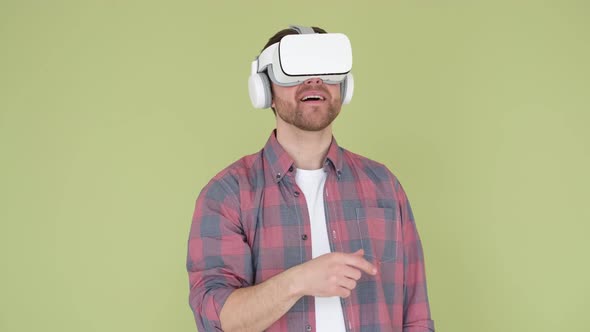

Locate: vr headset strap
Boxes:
[289,25,316,34]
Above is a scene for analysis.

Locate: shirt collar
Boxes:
[263,129,343,183]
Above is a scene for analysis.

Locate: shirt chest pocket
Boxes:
[355,207,400,263]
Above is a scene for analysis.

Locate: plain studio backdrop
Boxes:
[1,1,588,331]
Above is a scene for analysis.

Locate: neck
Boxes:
[276,125,333,170]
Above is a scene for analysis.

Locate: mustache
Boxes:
[297,85,330,98]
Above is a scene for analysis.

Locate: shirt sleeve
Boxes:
[395,178,436,332]
[186,177,253,331]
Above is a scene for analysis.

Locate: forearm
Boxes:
[220,266,303,332]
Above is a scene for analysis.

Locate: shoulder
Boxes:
[210,151,260,186]
[196,150,262,204]
[342,148,401,187]
[341,148,413,213]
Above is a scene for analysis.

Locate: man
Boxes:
[187,25,435,332]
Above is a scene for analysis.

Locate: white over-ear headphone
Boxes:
[248,25,354,109]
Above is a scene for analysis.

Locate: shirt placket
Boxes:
[284,165,315,332]
[322,162,355,332]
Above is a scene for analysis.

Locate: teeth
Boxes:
[301,95,324,101]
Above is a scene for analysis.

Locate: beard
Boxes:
[273,93,341,132]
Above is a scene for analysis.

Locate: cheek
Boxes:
[273,87,298,102]
[328,84,341,99]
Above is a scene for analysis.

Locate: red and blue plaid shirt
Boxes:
[187,129,435,331]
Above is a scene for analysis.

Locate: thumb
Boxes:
[353,248,364,256]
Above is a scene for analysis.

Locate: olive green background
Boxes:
[1,1,588,331]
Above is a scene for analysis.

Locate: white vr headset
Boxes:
[248,25,354,109]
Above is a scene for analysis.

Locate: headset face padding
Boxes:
[248,72,354,109]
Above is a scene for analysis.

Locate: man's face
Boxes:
[271,77,342,132]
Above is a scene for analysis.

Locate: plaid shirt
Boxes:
[187,130,435,332]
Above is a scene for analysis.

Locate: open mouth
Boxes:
[300,95,326,103]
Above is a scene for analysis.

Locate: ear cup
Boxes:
[248,73,272,109]
[341,73,354,104]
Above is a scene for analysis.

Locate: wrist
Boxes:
[281,265,305,299]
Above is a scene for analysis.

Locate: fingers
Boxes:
[338,287,352,298]
[339,276,357,291]
[344,252,377,276]
[342,265,362,281]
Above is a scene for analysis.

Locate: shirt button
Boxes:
[306,325,312,331]
[294,191,300,197]
[301,234,308,240]
[288,166,294,172]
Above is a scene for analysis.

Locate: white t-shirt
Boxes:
[295,167,346,332]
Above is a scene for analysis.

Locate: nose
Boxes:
[303,77,323,85]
